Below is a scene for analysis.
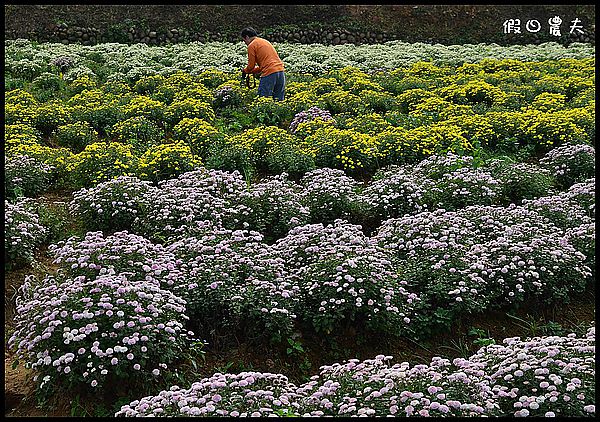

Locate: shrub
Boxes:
[67,89,124,135]
[289,106,334,135]
[522,179,594,228]
[343,113,392,135]
[248,97,295,128]
[166,229,297,341]
[109,116,165,154]
[172,118,221,158]
[212,83,243,109]
[487,159,555,205]
[305,127,382,175]
[299,168,361,224]
[356,165,426,222]
[53,122,99,153]
[67,142,139,188]
[317,90,364,114]
[420,167,502,211]
[133,74,166,95]
[8,271,199,399]
[67,75,98,95]
[539,143,595,188]
[165,98,216,127]
[138,141,203,183]
[132,169,246,242]
[269,220,418,336]
[234,174,310,240]
[31,101,73,136]
[5,199,48,267]
[5,155,54,200]
[70,176,159,232]
[121,95,166,123]
[223,125,305,175]
[8,143,74,189]
[116,371,301,417]
[30,72,66,102]
[468,327,596,417]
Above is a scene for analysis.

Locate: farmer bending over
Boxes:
[241,27,286,100]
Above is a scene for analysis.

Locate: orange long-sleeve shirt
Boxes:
[243,37,285,77]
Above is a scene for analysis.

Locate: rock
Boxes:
[149,31,157,38]
[332,36,340,45]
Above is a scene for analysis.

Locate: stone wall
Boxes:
[4,5,595,46]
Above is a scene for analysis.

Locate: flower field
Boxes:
[4,39,596,417]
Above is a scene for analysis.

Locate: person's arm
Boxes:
[243,43,261,74]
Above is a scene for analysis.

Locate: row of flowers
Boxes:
[6,146,594,267]
[4,102,595,197]
[5,39,594,84]
[116,326,595,417]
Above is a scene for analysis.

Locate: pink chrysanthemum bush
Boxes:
[8,272,200,400]
[355,164,426,223]
[131,168,248,242]
[115,371,303,417]
[375,204,591,335]
[485,159,556,205]
[233,173,311,241]
[522,178,594,228]
[5,198,48,267]
[418,162,502,211]
[538,143,595,188]
[467,325,596,417]
[48,230,185,288]
[268,220,419,336]
[299,167,361,224]
[165,228,299,341]
[69,176,159,232]
[5,154,54,200]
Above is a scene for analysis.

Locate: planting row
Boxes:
[5,39,594,84]
[6,146,595,262]
[116,326,596,417]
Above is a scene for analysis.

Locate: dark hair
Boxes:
[240,27,258,38]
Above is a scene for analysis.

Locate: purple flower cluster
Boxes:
[357,165,426,220]
[420,166,502,210]
[131,168,248,242]
[116,371,303,417]
[469,325,596,417]
[48,230,185,288]
[289,106,334,134]
[522,178,595,228]
[166,228,299,338]
[234,173,311,240]
[5,154,54,200]
[70,176,159,231]
[213,84,241,108]
[51,55,76,72]
[299,167,360,223]
[268,220,419,335]
[8,271,197,394]
[375,204,592,327]
[539,143,595,188]
[117,325,595,417]
[5,199,48,265]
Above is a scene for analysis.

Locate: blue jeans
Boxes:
[258,71,285,101]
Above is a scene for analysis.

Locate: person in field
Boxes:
[241,27,286,100]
